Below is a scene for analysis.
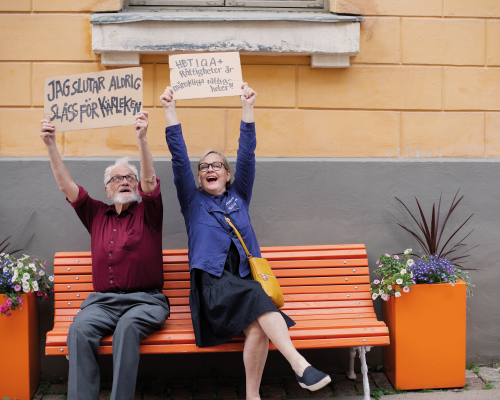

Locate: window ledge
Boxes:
[91,11,363,68]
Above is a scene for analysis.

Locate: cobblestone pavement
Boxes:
[33,366,500,400]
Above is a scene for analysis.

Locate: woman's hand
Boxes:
[40,119,56,147]
[240,83,256,123]
[160,86,179,127]
[241,83,257,107]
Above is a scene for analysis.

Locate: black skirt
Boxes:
[189,242,295,347]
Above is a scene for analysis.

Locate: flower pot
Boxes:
[0,293,40,399]
[383,281,466,390]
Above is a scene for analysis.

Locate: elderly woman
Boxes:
[161,84,330,398]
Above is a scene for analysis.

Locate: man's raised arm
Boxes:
[40,119,79,203]
[135,111,157,194]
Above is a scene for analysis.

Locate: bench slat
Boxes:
[46,335,389,356]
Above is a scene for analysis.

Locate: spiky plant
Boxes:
[387,190,478,269]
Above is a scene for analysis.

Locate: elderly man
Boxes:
[40,111,170,400]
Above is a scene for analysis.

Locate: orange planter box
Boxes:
[0,294,40,399]
[383,281,466,390]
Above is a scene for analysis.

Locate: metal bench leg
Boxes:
[358,346,371,400]
[347,347,357,379]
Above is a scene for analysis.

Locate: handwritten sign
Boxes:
[169,52,244,100]
[44,67,143,132]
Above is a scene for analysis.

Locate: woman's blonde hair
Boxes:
[198,149,232,190]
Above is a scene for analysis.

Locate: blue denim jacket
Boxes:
[165,121,261,277]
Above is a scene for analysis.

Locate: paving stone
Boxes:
[217,386,238,399]
[32,395,43,400]
[308,385,333,398]
[42,396,66,400]
[466,369,478,379]
[370,372,395,392]
[283,376,308,398]
[49,383,68,394]
[143,396,168,400]
[466,376,487,390]
[169,386,194,400]
[478,367,500,384]
[98,390,111,400]
[194,378,217,393]
[261,376,282,386]
[260,383,286,399]
[144,379,168,394]
[331,375,356,397]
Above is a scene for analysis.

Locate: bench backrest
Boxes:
[53,244,374,327]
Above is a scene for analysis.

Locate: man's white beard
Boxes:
[110,188,140,205]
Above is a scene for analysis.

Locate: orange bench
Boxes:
[46,244,389,400]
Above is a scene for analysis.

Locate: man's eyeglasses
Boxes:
[106,174,138,185]
[198,162,225,172]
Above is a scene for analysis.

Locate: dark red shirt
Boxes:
[68,179,163,293]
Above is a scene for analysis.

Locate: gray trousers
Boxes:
[66,291,170,400]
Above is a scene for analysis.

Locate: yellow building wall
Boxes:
[1,0,499,158]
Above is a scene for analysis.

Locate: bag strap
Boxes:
[224,217,252,259]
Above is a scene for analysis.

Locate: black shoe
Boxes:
[295,366,331,391]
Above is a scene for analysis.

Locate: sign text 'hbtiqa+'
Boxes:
[169,52,244,100]
[44,67,143,132]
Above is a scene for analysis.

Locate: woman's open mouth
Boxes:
[206,176,217,183]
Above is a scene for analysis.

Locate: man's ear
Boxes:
[105,185,110,199]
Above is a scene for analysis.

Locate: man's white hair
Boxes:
[103,157,139,186]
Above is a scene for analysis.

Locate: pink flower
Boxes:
[5,298,12,307]
[373,280,380,284]
[378,264,384,268]
[43,294,49,299]
[14,285,21,292]
[412,280,416,284]
[0,305,6,313]
[17,296,23,304]
[37,291,43,297]
[385,253,390,257]
[6,312,12,317]
[403,286,410,293]
[394,255,399,260]
[376,260,380,264]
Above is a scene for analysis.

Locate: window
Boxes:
[128,0,325,10]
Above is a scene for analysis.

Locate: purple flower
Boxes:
[17,296,23,304]
[6,311,12,317]
[14,284,21,292]
[37,291,43,297]
[5,298,12,307]
[0,305,6,313]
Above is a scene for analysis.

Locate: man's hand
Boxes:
[135,111,149,141]
[241,83,257,107]
[160,86,179,127]
[40,119,56,147]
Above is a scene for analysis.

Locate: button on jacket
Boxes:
[67,179,164,292]
[165,121,260,277]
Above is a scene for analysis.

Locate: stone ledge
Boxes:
[91,11,361,68]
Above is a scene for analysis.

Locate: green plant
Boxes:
[393,388,406,394]
[419,389,433,393]
[388,190,478,269]
[466,361,480,375]
[483,383,495,390]
[37,379,52,395]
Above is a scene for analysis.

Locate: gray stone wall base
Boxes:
[0,158,498,378]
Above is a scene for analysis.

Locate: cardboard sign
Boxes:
[44,67,143,132]
[169,52,244,100]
